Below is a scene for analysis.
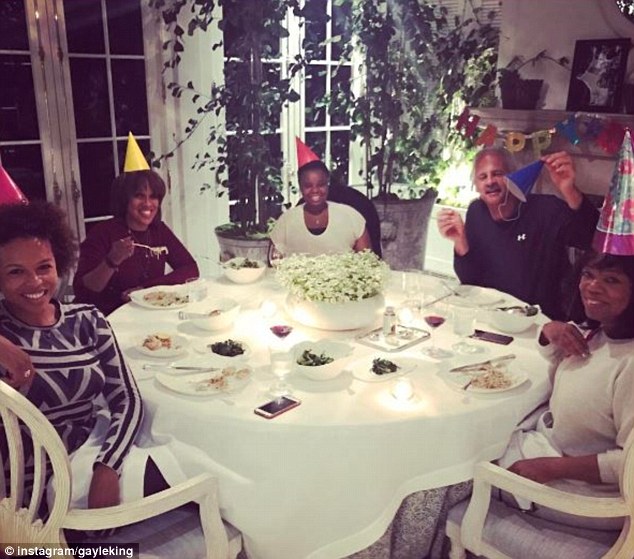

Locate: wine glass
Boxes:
[269,246,284,269]
[402,269,422,310]
[269,325,293,396]
[452,307,482,355]
[420,309,452,359]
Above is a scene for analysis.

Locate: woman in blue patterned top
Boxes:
[0,201,167,511]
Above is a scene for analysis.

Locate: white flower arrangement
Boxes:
[276,251,389,303]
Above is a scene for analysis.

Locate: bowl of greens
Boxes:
[222,257,266,284]
[291,340,352,381]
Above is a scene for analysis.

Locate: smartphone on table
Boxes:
[254,396,301,419]
[469,329,514,345]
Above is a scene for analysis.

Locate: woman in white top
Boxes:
[270,160,371,256]
[497,251,634,529]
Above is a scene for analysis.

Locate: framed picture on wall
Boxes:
[566,38,630,113]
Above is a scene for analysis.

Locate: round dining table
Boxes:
[108,271,551,559]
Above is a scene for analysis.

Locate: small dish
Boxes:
[156,365,252,396]
[193,338,252,360]
[291,340,353,381]
[487,306,538,334]
[444,362,528,393]
[135,333,188,358]
[130,286,189,309]
[350,356,421,383]
[447,285,505,308]
[184,297,240,331]
[222,257,267,284]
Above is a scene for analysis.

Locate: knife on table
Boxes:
[449,354,516,373]
[142,363,220,372]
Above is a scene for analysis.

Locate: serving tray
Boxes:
[355,326,430,352]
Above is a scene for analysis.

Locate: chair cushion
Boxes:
[448,499,620,559]
[98,506,240,559]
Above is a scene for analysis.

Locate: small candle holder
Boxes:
[391,377,414,401]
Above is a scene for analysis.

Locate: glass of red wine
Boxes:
[270,325,293,339]
[420,313,452,359]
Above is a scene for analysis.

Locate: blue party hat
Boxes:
[506,160,544,202]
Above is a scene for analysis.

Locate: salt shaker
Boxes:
[382,306,397,337]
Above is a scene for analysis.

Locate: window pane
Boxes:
[330,130,350,186]
[106,0,144,55]
[303,0,327,60]
[70,58,111,138]
[64,0,105,54]
[330,65,351,126]
[0,55,39,141]
[112,59,149,136]
[78,141,115,218]
[305,132,326,161]
[0,144,46,201]
[305,65,326,127]
[0,0,29,50]
[224,60,248,132]
[331,0,352,60]
[222,0,281,58]
[262,63,281,131]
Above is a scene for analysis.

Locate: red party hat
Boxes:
[593,129,634,256]
[296,137,320,169]
[0,165,28,206]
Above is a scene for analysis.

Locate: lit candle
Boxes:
[392,377,414,401]
[398,306,414,326]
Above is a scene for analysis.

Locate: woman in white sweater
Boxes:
[498,251,634,527]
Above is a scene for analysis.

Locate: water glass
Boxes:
[402,269,422,309]
[269,345,292,396]
[186,277,208,302]
[452,307,482,354]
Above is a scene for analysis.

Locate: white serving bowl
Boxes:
[292,340,352,381]
[222,257,267,284]
[488,307,537,334]
[190,298,240,331]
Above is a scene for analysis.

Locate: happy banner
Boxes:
[456,107,631,158]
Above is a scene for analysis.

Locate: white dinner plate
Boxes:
[130,285,189,309]
[350,355,424,383]
[155,365,252,396]
[447,285,505,308]
[444,362,528,393]
[193,338,252,360]
[135,333,188,358]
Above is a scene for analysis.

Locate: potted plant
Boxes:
[498,50,570,110]
[150,0,306,262]
[338,0,498,270]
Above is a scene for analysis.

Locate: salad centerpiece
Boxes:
[276,251,389,330]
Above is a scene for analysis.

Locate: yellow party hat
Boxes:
[123,132,150,172]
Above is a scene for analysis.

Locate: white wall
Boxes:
[498,0,634,110]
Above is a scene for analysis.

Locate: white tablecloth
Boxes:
[108,272,551,559]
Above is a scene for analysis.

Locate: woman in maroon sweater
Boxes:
[73,170,198,315]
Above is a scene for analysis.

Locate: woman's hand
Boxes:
[121,286,142,302]
[508,457,563,484]
[108,236,135,267]
[88,463,120,508]
[541,321,589,357]
[509,455,601,485]
[0,335,35,389]
[437,209,469,255]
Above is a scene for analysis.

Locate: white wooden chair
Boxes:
[0,381,241,558]
[446,428,634,559]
